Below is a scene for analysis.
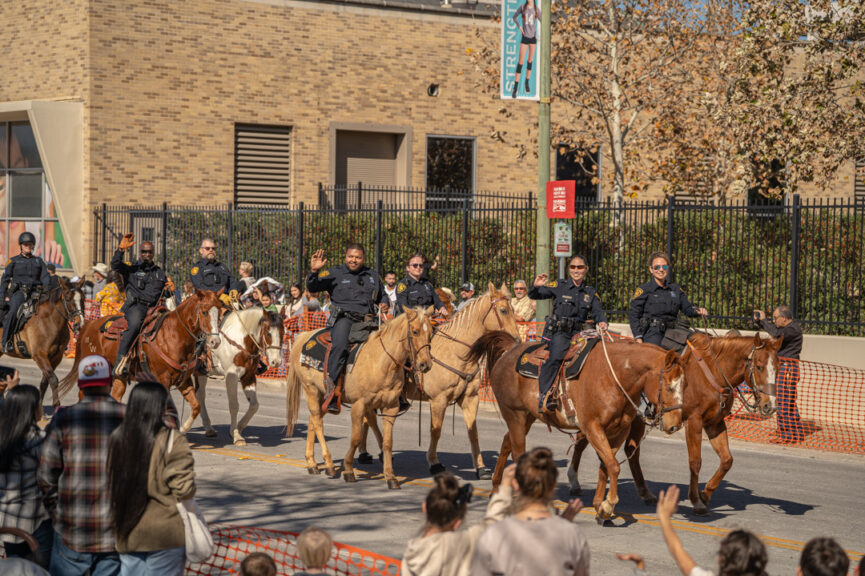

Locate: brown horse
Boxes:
[57,290,222,420]
[0,278,85,407]
[285,307,434,489]
[359,284,522,479]
[467,332,686,520]
[568,332,781,514]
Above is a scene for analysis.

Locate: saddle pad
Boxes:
[300,328,363,374]
[99,315,127,340]
[517,337,598,380]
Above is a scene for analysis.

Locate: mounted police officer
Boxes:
[0,232,50,353]
[529,255,608,414]
[111,233,175,377]
[393,253,448,317]
[628,251,707,417]
[306,244,389,414]
[190,237,240,307]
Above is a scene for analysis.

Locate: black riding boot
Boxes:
[324,375,340,415]
[397,393,411,416]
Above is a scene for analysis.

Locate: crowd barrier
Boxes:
[185,524,399,575]
[68,303,865,455]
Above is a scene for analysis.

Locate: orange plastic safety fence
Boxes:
[185,524,399,576]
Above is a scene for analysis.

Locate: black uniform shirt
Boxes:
[306,264,387,317]
[628,280,698,339]
[393,276,444,316]
[111,249,168,306]
[190,258,239,293]
[528,278,607,324]
[0,254,51,299]
[759,318,803,359]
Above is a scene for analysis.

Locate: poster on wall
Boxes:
[4,221,71,269]
[501,0,541,101]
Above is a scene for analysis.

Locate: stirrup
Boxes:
[114,355,130,378]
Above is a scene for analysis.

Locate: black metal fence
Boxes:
[93,194,865,336]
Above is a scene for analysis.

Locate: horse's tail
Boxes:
[285,332,307,437]
[465,330,520,380]
[57,334,86,399]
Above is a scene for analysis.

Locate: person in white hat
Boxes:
[86,263,109,300]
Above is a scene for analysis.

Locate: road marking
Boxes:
[191,443,863,562]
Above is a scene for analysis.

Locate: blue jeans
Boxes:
[120,547,186,576]
[49,530,121,576]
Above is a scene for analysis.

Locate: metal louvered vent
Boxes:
[234,125,291,206]
[855,158,865,201]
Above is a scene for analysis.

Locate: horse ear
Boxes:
[663,349,678,370]
[773,334,784,349]
[424,305,435,317]
[405,308,418,320]
[499,282,511,298]
[77,277,87,289]
[487,281,496,294]
[217,287,225,296]
[753,332,762,346]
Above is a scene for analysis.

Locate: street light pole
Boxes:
[535,0,552,319]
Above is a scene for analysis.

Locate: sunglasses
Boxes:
[141,250,154,254]
[201,247,216,251]
[514,286,527,290]
[409,263,424,268]
[569,265,587,270]
[652,265,670,271]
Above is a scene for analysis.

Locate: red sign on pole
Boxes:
[546,180,576,219]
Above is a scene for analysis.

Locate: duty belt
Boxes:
[643,317,676,332]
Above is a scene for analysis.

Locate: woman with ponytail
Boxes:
[472,447,590,576]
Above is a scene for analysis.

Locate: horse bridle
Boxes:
[700,336,767,413]
[175,300,220,344]
[379,314,432,376]
[58,288,85,328]
[431,296,511,382]
[220,313,283,362]
[648,362,684,427]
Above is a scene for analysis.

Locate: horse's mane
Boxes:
[225,307,269,334]
[436,289,499,336]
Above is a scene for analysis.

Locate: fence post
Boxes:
[790,194,801,318]
[100,203,107,264]
[226,202,234,270]
[375,200,383,275]
[358,181,363,210]
[461,197,469,285]
[161,202,168,269]
[297,202,305,284]
[666,195,675,262]
[318,183,324,207]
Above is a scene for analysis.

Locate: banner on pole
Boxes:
[501,0,541,101]
[553,222,572,257]
[546,180,576,219]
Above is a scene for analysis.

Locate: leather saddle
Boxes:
[99,306,169,342]
[517,337,598,380]
[300,328,363,374]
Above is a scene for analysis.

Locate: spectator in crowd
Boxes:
[242,277,284,308]
[455,282,476,313]
[471,447,589,576]
[798,537,849,576]
[258,290,279,314]
[0,368,18,401]
[402,470,514,576]
[240,551,277,576]
[286,283,305,317]
[383,271,398,309]
[302,290,321,312]
[96,270,126,317]
[754,305,805,444]
[319,291,331,313]
[45,263,61,292]
[0,380,52,568]
[656,484,768,576]
[510,279,536,322]
[294,527,333,575]
[108,380,196,575]
[182,280,196,302]
[38,354,125,575]
[238,261,256,290]
[88,263,109,299]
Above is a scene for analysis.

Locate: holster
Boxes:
[544,314,582,336]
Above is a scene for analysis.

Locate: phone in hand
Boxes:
[0,365,18,380]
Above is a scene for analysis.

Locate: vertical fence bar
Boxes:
[226,202,234,270]
[297,202,305,284]
[100,203,107,264]
[375,200,383,274]
[461,198,469,285]
[357,182,362,211]
[666,196,675,263]
[789,194,801,319]
[161,202,168,269]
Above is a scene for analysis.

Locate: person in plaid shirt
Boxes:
[38,355,125,576]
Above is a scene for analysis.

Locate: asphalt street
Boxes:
[16,358,864,575]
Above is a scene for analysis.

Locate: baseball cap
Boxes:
[460,282,475,292]
[78,355,113,388]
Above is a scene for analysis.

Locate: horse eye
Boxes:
[412,330,419,336]
[500,308,509,315]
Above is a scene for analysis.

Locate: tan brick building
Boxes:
[0,0,861,274]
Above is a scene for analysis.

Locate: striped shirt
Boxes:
[38,394,125,553]
[0,428,50,544]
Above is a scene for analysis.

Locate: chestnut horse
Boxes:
[467,332,686,520]
[359,284,522,479]
[0,278,85,407]
[285,307,434,489]
[568,332,780,514]
[58,290,222,420]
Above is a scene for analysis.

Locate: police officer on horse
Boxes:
[190,237,240,307]
[306,244,389,413]
[0,232,50,353]
[393,253,448,317]
[530,255,608,414]
[111,234,175,377]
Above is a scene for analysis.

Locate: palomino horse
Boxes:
[359,283,521,479]
[58,290,222,420]
[467,332,686,520]
[181,307,286,445]
[0,278,85,407]
[286,307,434,489]
[568,332,780,514]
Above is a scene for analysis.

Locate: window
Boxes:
[426,136,475,209]
[0,122,70,268]
[555,144,600,205]
[234,124,291,206]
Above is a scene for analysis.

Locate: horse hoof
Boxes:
[307,467,320,475]
[344,472,356,483]
[429,463,446,475]
[358,452,374,464]
[233,439,247,447]
[476,467,492,480]
[205,429,218,438]
[387,479,401,490]
[325,467,338,478]
[693,501,709,515]
[642,494,658,506]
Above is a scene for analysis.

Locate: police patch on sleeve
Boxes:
[545,280,557,288]
[4,259,10,266]
[191,267,199,275]
[632,287,643,299]
[397,282,407,294]
[318,269,329,278]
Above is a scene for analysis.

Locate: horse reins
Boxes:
[692,333,766,413]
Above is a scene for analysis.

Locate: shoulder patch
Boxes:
[545,280,557,288]
[5,259,10,266]
[318,269,329,278]
[397,282,407,294]
[632,287,643,299]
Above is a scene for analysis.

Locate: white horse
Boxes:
[180,307,285,445]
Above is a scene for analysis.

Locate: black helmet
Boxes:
[18,232,36,245]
